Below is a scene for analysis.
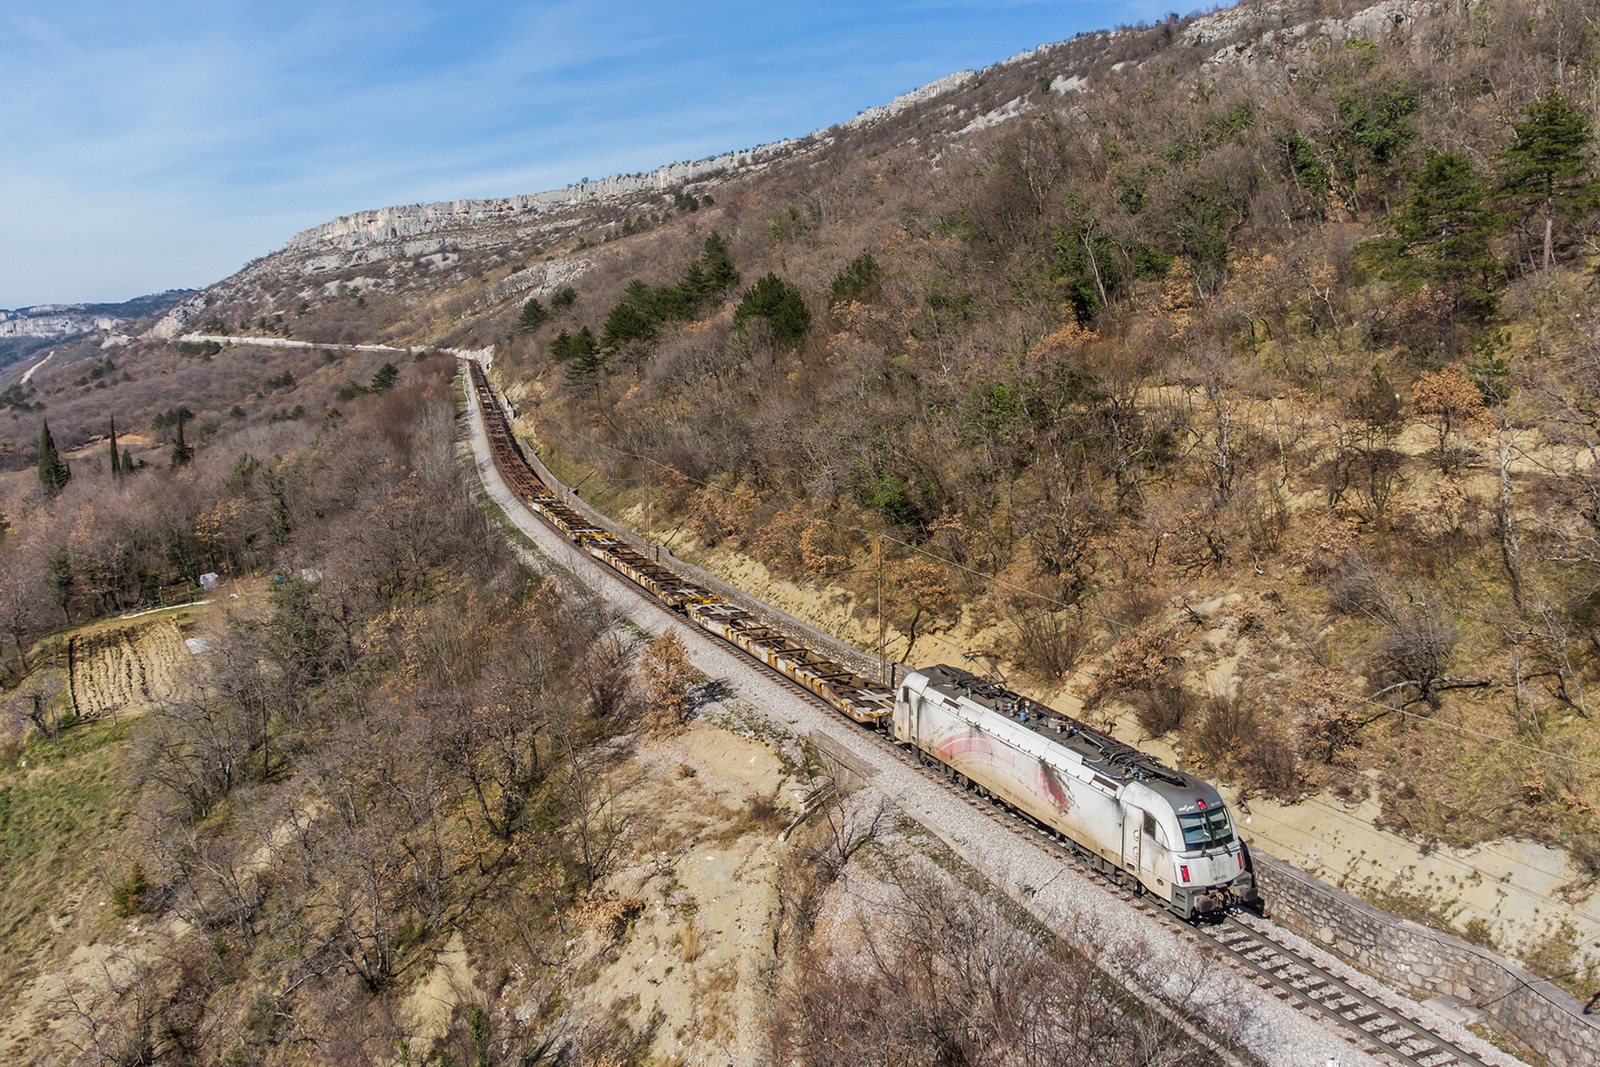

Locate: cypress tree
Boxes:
[36,420,69,494]
[122,447,134,476]
[170,407,194,467]
[36,422,56,489]
[108,415,120,479]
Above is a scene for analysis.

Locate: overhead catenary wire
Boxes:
[527,403,1600,778]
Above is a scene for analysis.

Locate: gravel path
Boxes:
[461,374,1515,1067]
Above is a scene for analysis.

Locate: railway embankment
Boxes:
[475,366,1600,1067]
[462,364,1537,1067]
[519,437,896,687]
[1256,854,1600,1067]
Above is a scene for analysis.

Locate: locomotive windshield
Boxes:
[1178,808,1234,850]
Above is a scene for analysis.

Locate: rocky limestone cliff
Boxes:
[284,137,811,256]
[149,0,1431,336]
[275,62,1029,263]
[0,311,123,340]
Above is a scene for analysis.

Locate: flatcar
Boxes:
[465,359,1258,919]
[895,664,1258,919]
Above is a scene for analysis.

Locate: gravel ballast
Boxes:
[462,372,1527,1067]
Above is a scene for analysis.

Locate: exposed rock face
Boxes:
[284,139,808,256]
[2,292,195,351]
[0,310,123,340]
[1194,0,1436,76]
[844,70,977,129]
[276,66,1005,263]
[145,297,208,340]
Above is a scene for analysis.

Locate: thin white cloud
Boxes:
[0,0,1150,305]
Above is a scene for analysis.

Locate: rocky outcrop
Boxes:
[0,310,122,340]
[6,292,195,344]
[277,65,1005,261]
[844,70,977,129]
[284,139,808,256]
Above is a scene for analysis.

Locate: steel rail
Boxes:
[465,361,1499,1067]
[1195,917,1490,1067]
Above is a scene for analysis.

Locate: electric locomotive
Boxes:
[894,665,1258,919]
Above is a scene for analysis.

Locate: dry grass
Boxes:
[678,920,702,964]
[0,716,134,996]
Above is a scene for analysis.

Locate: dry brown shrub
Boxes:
[1029,320,1099,358]
[749,505,807,578]
[1078,628,1169,708]
[1108,581,1163,633]
[1192,694,1302,799]
[1004,604,1086,682]
[572,895,645,940]
[656,465,694,513]
[1412,363,1487,468]
[1289,511,1363,574]
[798,518,853,579]
[640,630,696,732]
[745,792,784,833]
[679,920,702,963]
[1127,679,1198,738]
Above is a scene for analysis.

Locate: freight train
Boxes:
[896,665,1257,918]
[466,360,1258,920]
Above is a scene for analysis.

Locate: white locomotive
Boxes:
[894,664,1258,919]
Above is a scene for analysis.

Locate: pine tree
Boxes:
[550,326,598,365]
[733,273,812,350]
[1360,150,1503,321]
[563,328,608,396]
[108,415,120,479]
[516,296,549,334]
[36,420,69,494]
[701,232,740,294]
[1497,90,1596,272]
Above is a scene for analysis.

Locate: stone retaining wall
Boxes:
[1253,851,1600,1067]
[482,376,1600,1066]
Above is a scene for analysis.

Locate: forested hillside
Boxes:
[7,0,1600,1055]
[467,0,1600,976]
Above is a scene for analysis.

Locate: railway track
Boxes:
[1195,918,1490,1067]
[925,765,1496,1067]
[463,360,1504,1067]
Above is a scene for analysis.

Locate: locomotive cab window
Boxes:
[1178,808,1233,850]
[1143,812,1157,836]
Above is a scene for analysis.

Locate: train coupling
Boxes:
[1232,871,1260,906]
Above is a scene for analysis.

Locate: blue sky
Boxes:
[1,1,1164,307]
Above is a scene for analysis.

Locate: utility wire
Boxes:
[1311,681,1600,774]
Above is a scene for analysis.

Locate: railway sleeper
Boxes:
[474,371,1485,1063]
